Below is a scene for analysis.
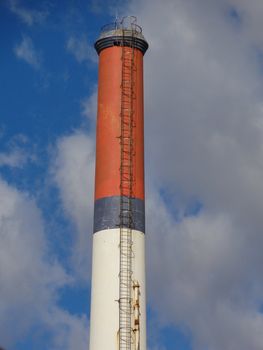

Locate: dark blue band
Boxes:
[94,196,145,233]
[95,36,148,55]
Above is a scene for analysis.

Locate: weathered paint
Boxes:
[89,228,147,350]
[93,196,145,233]
[94,46,145,201]
[90,22,148,350]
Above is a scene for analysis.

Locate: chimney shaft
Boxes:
[89,17,148,350]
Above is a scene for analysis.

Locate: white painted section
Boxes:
[89,228,146,350]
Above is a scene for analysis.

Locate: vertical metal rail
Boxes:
[119,25,136,350]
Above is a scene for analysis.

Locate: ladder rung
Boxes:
[119,38,136,350]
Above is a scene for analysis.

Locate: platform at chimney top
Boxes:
[94,16,149,55]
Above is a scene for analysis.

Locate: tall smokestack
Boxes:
[89,16,148,350]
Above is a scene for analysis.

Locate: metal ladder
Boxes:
[119,21,136,350]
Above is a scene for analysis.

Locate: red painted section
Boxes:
[95,46,145,201]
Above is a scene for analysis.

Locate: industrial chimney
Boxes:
[89,16,148,350]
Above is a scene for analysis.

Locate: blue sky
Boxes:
[2,1,263,350]
[1,1,189,349]
[1,1,117,349]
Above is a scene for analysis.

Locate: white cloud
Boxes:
[0,149,28,168]
[0,134,36,168]
[67,36,97,64]
[89,0,129,15]
[229,0,263,48]
[146,190,263,350]
[0,177,89,349]
[14,35,41,69]
[131,0,263,235]
[51,131,95,280]
[115,0,263,348]
[8,0,48,26]
[81,87,98,125]
[44,308,89,350]
[24,1,263,348]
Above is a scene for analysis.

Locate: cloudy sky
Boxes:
[1,0,263,349]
